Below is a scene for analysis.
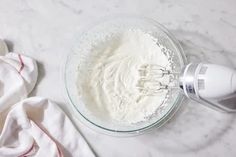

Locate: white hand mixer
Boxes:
[137,63,236,112]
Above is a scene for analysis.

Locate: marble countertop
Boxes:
[1,0,236,156]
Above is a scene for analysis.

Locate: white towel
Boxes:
[0,97,95,157]
[0,53,38,112]
[0,52,95,157]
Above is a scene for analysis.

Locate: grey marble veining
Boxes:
[0,0,236,156]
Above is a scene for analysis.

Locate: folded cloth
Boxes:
[0,52,95,157]
[0,52,38,112]
[0,97,95,157]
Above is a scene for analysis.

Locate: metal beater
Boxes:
[136,64,178,95]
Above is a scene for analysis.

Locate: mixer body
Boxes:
[179,63,236,112]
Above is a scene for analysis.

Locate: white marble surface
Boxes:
[1,0,236,156]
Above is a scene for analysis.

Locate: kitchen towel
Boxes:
[0,52,38,112]
[0,97,95,157]
[0,52,95,157]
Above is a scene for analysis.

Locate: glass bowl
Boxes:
[64,16,187,136]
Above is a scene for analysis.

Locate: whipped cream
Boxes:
[77,29,173,124]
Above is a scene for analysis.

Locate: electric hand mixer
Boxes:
[137,63,236,112]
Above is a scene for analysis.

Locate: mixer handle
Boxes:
[179,63,236,112]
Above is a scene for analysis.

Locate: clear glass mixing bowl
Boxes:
[65,16,187,136]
